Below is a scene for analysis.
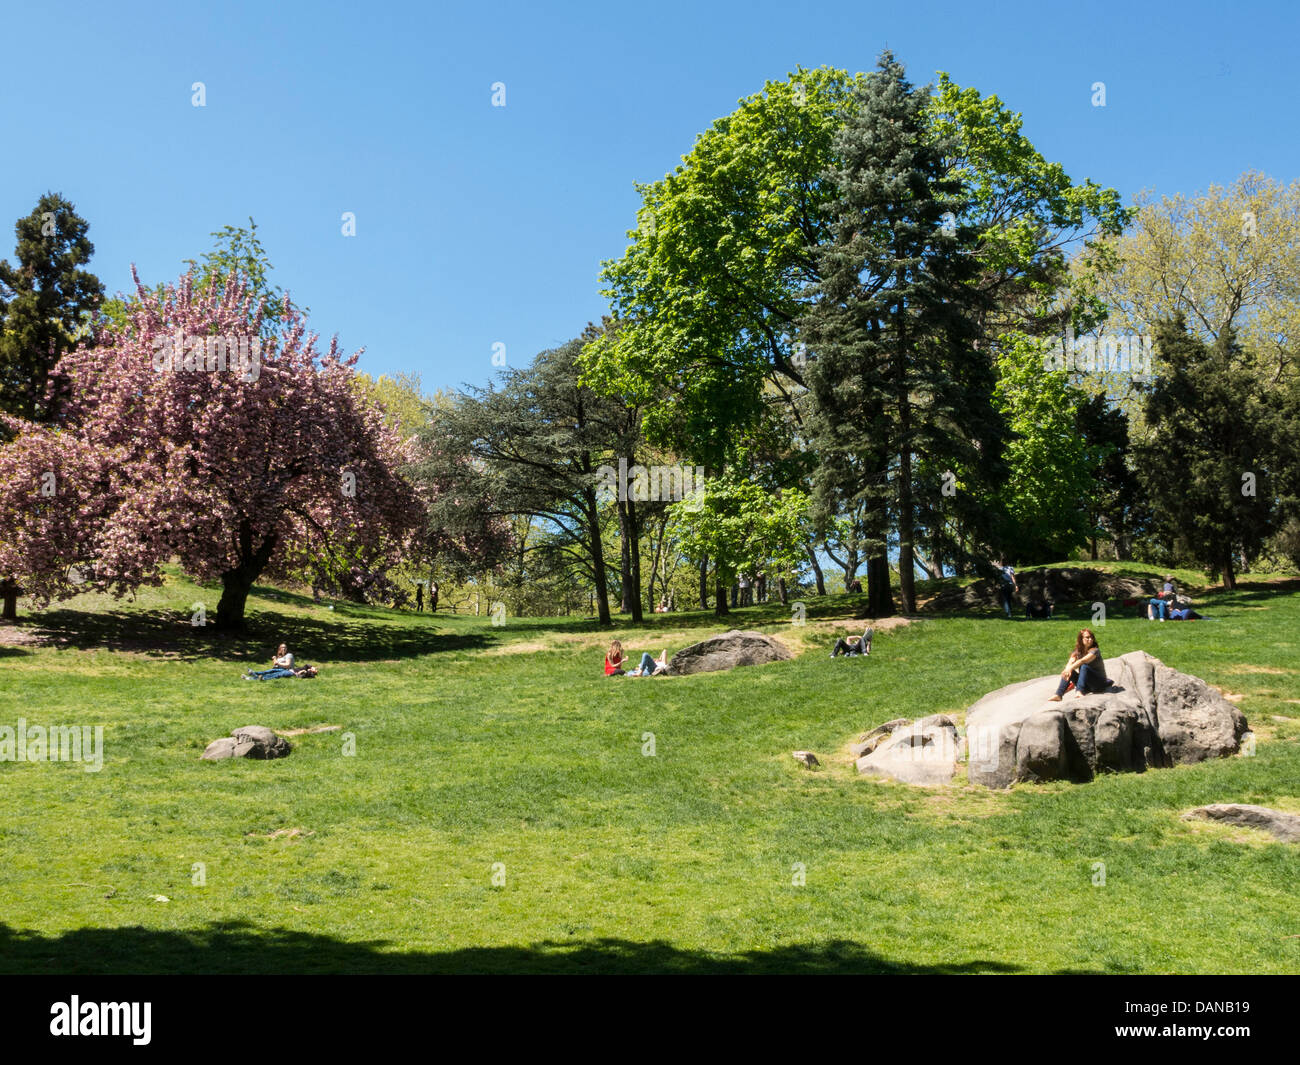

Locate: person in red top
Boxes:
[605,640,627,676]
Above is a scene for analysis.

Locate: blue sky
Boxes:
[3,0,1296,396]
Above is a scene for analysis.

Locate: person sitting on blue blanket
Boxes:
[244,643,302,680]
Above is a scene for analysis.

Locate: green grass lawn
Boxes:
[1,568,1297,974]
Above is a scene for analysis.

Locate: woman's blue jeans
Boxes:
[253,668,296,680]
[1149,597,1167,619]
[1055,662,1105,697]
[637,653,658,675]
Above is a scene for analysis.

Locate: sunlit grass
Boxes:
[0,564,1296,973]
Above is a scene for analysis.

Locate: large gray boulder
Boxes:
[667,629,792,675]
[1182,804,1300,843]
[856,714,963,787]
[965,651,1246,788]
[201,725,292,761]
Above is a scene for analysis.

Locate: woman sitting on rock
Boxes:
[1048,628,1107,701]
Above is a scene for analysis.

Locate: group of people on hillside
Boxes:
[604,641,670,677]
[1147,577,1202,620]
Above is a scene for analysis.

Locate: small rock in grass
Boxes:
[1182,804,1300,843]
[200,726,292,761]
[792,750,820,768]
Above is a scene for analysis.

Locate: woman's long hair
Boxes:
[1074,629,1098,659]
[607,639,623,662]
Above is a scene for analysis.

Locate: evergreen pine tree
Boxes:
[803,51,999,614]
[0,193,104,425]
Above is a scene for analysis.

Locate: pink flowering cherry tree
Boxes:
[1,268,424,630]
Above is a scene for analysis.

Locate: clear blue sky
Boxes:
[3,0,1296,395]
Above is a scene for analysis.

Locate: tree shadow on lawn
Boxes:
[0,921,1072,975]
[11,608,489,664]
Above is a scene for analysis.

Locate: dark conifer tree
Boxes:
[803,51,1000,614]
[0,193,103,425]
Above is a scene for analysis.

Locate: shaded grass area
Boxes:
[0,565,1297,974]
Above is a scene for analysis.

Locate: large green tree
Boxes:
[0,193,103,425]
[991,334,1099,560]
[1138,315,1299,587]
[419,337,632,626]
[803,52,998,615]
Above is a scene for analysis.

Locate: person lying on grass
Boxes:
[1048,628,1107,701]
[831,627,874,658]
[244,664,318,681]
[606,641,670,676]
[627,650,670,676]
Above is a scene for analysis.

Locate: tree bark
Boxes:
[805,543,826,596]
[896,427,917,614]
[618,500,633,613]
[866,553,894,618]
[777,576,788,606]
[582,487,612,625]
[626,497,643,623]
[214,525,277,630]
[698,556,709,610]
[1221,551,1236,590]
[714,578,729,617]
[1,580,19,622]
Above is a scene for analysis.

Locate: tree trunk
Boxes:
[777,576,788,606]
[912,548,937,580]
[583,488,612,625]
[867,553,894,618]
[1,580,19,621]
[715,578,729,617]
[216,569,256,630]
[618,500,633,613]
[1221,551,1236,590]
[896,440,917,614]
[627,497,643,623]
[805,543,826,596]
[698,556,709,610]
[214,526,277,631]
[756,573,767,603]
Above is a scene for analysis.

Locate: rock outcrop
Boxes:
[922,567,1165,614]
[667,629,792,675]
[201,725,292,761]
[966,651,1247,788]
[855,714,963,787]
[1182,804,1300,842]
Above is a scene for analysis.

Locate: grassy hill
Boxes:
[1,565,1297,974]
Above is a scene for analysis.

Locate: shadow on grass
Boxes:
[13,608,489,663]
[0,921,1054,975]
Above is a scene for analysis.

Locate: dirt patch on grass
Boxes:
[1224,664,1294,675]
[824,616,914,633]
[275,724,342,737]
[0,625,47,648]
[481,640,553,655]
[247,827,315,841]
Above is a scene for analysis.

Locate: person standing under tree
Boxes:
[997,560,1018,618]
[415,582,424,613]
